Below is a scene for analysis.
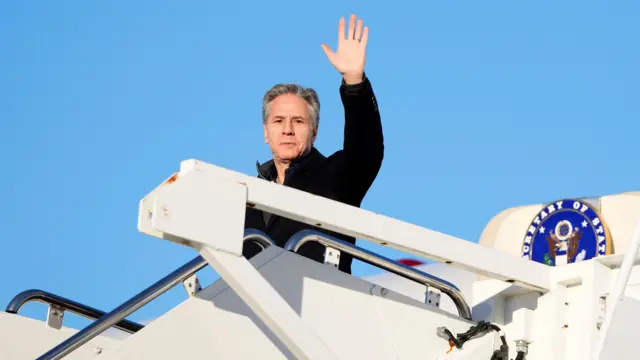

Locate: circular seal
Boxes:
[521,199,613,266]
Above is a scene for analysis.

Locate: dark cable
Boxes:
[438,321,501,349]
[437,321,511,359]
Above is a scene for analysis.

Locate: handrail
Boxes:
[35,229,275,360]
[5,289,144,334]
[283,229,472,320]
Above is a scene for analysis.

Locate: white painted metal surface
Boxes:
[3,158,640,359]
[142,168,340,360]
[363,262,477,315]
[98,247,481,360]
[594,296,640,360]
[0,312,120,360]
[593,217,640,359]
[164,159,552,291]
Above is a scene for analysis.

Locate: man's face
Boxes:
[264,94,317,163]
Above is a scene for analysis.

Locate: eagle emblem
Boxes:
[521,199,613,266]
[545,221,585,265]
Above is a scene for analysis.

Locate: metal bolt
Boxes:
[515,340,528,354]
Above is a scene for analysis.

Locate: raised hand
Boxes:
[321,14,369,85]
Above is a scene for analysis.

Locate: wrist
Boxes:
[342,73,364,85]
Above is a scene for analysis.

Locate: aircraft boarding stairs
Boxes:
[2,159,640,359]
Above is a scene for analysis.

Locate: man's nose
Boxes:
[282,119,294,134]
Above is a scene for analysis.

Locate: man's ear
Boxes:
[263,124,269,144]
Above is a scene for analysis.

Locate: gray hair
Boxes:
[262,84,320,129]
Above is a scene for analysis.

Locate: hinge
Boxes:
[324,247,340,268]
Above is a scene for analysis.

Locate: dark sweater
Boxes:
[243,75,384,274]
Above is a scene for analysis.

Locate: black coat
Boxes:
[243,75,384,274]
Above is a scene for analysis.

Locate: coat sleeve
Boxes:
[329,74,384,206]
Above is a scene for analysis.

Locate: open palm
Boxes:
[321,15,369,84]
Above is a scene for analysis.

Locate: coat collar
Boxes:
[256,147,324,181]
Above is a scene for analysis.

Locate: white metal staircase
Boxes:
[2,158,639,359]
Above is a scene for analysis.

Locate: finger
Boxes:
[361,26,369,46]
[347,14,356,40]
[337,17,345,42]
[321,43,340,68]
[321,43,336,59]
[355,19,363,41]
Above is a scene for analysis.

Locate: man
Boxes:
[243,14,384,274]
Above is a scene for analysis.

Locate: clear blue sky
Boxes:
[1,1,638,331]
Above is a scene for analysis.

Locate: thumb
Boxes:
[321,43,337,62]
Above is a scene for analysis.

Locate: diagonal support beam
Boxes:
[138,168,340,360]
[199,247,339,360]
